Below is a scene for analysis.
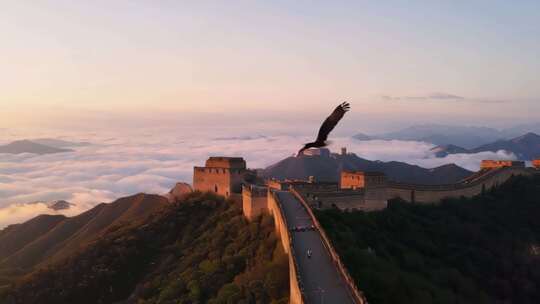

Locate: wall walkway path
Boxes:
[270,190,366,304]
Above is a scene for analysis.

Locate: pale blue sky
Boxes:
[0,1,539,131]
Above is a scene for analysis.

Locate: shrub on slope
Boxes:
[3,192,289,304]
[317,175,540,304]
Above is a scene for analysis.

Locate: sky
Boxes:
[1,1,539,132]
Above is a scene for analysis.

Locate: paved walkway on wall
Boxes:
[275,191,355,304]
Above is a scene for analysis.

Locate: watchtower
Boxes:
[193,157,248,197]
[340,171,388,208]
[340,171,387,190]
[480,160,525,170]
[302,148,330,158]
[242,184,268,220]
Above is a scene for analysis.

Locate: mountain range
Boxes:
[0,193,168,285]
[0,140,73,155]
[430,144,470,157]
[30,138,91,148]
[261,152,472,184]
[430,132,540,160]
[354,123,540,149]
[1,192,288,304]
[0,139,90,155]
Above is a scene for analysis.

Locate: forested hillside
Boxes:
[317,175,540,304]
[0,193,170,285]
[2,192,289,304]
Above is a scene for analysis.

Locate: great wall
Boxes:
[192,154,540,304]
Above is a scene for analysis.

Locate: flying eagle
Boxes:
[298,102,350,156]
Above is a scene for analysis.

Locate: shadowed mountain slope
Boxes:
[0,215,66,262]
[430,144,470,157]
[262,153,472,184]
[0,140,73,155]
[376,124,505,148]
[2,193,289,304]
[430,133,540,160]
[31,138,90,148]
[0,193,169,281]
[471,132,540,160]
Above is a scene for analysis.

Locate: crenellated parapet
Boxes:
[242,184,269,220]
[193,157,252,198]
[480,160,525,170]
[387,164,535,204]
[341,171,386,190]
[205,156,246,169]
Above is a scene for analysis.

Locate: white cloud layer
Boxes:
[0,129,516,228]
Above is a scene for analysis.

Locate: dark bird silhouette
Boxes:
[298,102,350,156]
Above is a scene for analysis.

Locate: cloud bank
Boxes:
[381,93,507,104]
[0,131,516,228]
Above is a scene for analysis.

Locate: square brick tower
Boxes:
[193,157,248,197]
[340,171,388,210]
[341,171,387,190]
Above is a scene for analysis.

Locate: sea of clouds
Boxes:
[0,129,515,228]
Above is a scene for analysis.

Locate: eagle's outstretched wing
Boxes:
[315,102,350,143]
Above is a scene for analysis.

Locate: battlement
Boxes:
[242,184,268,220]
[297,185,387,211]
[480,160,525,170]
[205,157,246,169]
[193,157,250,198]
[194,166,246,174]
[341,171,387,190]
[302,148,330,157]
[242,184,268,197]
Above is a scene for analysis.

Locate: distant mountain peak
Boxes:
[48,200,73,211]
[31,138,91,148]
[351,133,373,141]
[430,144,469,157]
[0,140,73,155]
[469,132,540,160]
[512,132,540,142]
[262,152,471,185]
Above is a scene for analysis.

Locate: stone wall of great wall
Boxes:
[387,166,534,204]
[242,184,268,220]
[267,190,306,304]
[193,156,540,303]
[290,187,368,304]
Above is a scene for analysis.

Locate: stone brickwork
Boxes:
[333,171,388,210]
[480,160,525,170]
[297,188,387,212]
[242,184,268,220]
[302,148,330,157]
[193,157,249,198]
[340,171,386,190]
[387,166,534,204]
[205,157,246,169]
